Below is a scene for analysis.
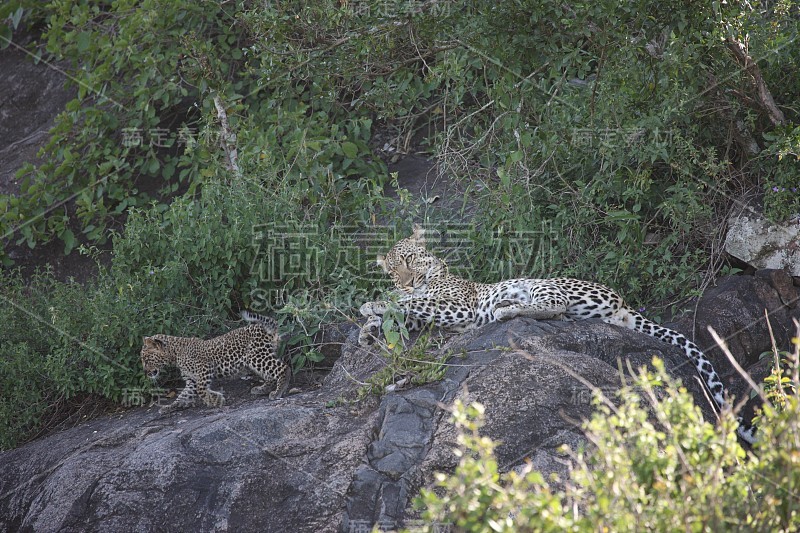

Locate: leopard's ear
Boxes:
[143,336,165,350]
[411,223,426,247]
[376,255,389,273]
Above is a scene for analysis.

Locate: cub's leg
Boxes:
[160,378,200,414]
[248,355,291,400]
[199,388,225,408]
[193,367,225,408]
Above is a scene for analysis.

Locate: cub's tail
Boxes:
[241,310,281,345]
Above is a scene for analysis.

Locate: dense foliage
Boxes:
[0,0,798,451]
[416,358,800,532]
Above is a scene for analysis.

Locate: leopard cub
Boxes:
[141,311,290,413]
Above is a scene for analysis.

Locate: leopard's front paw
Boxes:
[201,390,225,408]
[268,389,284,400]
[358,315,382,347]
[158,402,180,415]
[360,301,387,317]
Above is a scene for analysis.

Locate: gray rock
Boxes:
[670,269,800,381]
[0,33,75,198]
[1,273,796,531]
[1,403,368,532]
[725,211,800,275]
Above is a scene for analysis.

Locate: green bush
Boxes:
[0,0,388,262]
[415,359,800,532]
[0,166,396,449]
[3,0,798,301]
[0,269,121,449]
[2,0,799,451]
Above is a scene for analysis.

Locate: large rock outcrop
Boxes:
[1,272,798,532]
[725,211,800,276]
[670,269,799,399]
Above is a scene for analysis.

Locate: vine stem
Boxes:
[213,94,241,178]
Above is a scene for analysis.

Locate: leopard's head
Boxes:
[378,224,448,292]
[140,336,170,381]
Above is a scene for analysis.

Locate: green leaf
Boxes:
[306,350,324,363]
[162,162,176,180]
[76,32,91,53]
[385,330,400,346]
[10,7,24,30]
[605,210,636,221]
[62,229,76,255]
[0,26,11,49]
[341,141,358,159]
[498,168,510,187]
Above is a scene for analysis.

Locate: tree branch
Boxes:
[725,36,786,127]
[213,94,241,178]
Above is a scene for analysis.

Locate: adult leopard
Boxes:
[359,225,756,443]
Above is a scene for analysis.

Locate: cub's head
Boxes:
[378,224,447,292]
[140,336,169,380]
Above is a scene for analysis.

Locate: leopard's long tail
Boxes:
[613,307,757,444]
[241,310,281,345]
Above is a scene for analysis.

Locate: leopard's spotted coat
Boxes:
[359,225,756,443]
[141,311,289,413]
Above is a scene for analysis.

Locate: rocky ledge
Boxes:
[1,270,798,532]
